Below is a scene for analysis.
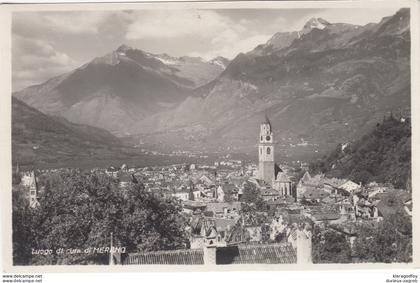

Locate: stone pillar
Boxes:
[203,242,217,265]
[296,228,312,264]
[373,206,379,218]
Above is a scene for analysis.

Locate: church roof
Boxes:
[301,171,312,182]
[206,226,218,238]
[26,170,38,190]
[274,163,283,177]
[198,175,214,186]
[261,113,272,129]
[212,217,238,232]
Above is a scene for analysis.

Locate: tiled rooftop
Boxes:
[124,249,204,265]
[218,243,297,264]
[124,243,297,265]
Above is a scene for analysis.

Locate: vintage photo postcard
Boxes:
[0,0,419,273]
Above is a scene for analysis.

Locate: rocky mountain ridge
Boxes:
[14,45,228,135]
[139,8,410,159]
[13,8,411,160]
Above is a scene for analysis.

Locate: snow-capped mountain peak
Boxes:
[154,54,180,65]
[302,17,331,32]
[116,44,133,53]
[210,56,229,69]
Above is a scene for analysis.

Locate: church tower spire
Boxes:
[28,170,39,208]
[258,114,275,184]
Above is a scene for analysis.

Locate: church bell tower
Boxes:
[258,115,275,184]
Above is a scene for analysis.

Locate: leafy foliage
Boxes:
[12,171,189,265]
[222,185,235,203]
[312,225,352,263]
[353,212,412,263]
[12,186,34,265]
[241,182,260,204]
[241,182,267,211]
[310,115,411,188]
[240,203,269,228]
[12,172,21,185]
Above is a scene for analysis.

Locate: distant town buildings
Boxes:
[21,170,39,208]
[12,114,411,266]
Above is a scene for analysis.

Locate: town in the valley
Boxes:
[15,116,412,265]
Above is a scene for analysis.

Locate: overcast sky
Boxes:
[12,7,402,91]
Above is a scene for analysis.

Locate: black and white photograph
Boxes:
[2,0,418,270]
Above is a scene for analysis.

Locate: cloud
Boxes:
[126,10,271,59]
[43,12,110,34]
[191,34,272,60]
[11,8,402,91]
[13,11,111,36]
[12,35,79,91]
[126,10,228,40]
[268,16,299,32]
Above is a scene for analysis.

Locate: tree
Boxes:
[12,185,34,265]
[188,186,195,201]
[353,212,412,263]
[223,192,234,203]
[240,202,269,230]
[221,184,235,203]
[12,172,21,185]
[241,183,260,204]
[274,230,287,243]
[309,116,411,187]
[312,226,352,263]
[241,182,268,211]
[261,224,271,243]
[13,170,189,265]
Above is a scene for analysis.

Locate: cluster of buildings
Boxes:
[119,116,312,265]
[296,171,412,224]
[15,115,411,265]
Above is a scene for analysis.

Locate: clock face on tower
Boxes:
[266,136,271,141]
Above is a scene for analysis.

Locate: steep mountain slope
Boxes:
[310,115,411,189]
[12,97,122,167]
[12,98,208,169]
[12,9,411,161]
[250,17,363,57]
[13,45,227,135]
[144,8,410,158]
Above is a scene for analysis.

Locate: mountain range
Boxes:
[13,8,411,161]
[14,46,228,135]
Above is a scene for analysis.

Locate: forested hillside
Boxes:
[310,114,411,189]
